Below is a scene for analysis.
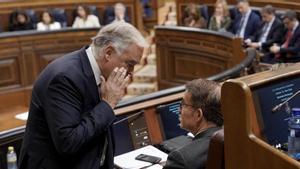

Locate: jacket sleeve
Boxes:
[44,74,115,156]
[280,33,300,56]
[262,22,284,49]
[163,150,186,169]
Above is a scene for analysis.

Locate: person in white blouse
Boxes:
[37,11,61,31]
[72,5,101,28]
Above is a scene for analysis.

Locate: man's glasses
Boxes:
[180,99,196,109]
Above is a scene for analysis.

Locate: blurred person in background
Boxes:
[37,10,61,31]
[9,10,34,31]
[183,3,207,29]
[72,5,100,28]
[209,0,231,31]
[245,5,284,53]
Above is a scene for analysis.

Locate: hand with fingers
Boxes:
[100,67,131,108]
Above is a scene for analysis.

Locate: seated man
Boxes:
[230,0,261,40]
[268,10,300,63]
[163,79,223,169]
[245,5,284,52]
[113,3,129,23]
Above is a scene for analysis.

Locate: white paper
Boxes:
[114,145,167,169]
[14,112,28,121]
[146,164,163,169]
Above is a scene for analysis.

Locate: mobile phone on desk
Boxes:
[135,154,162,164]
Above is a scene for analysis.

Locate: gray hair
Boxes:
[283,10,298,21]
[91,22,148,58]
[237,0,249,4]
[261,5,275,15]
[185,79,223,126]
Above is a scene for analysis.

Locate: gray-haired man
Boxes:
[19,22,147,169]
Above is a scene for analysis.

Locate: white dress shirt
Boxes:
[238,9,251,38]
[86,46,101,86]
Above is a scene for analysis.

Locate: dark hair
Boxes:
[40,10,54,24]
[76,5,90,17]
[185,79,223,126]
[283,10,297,21]
[13,10,30,25]
[261,5,275,15]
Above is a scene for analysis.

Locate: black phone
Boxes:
[135,154,162,164]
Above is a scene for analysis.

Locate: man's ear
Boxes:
[103,45,114,61]
[196,108,203,122]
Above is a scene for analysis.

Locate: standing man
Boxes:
[163,79,223,169]
[230,0,261,40]
[18,22,147,169]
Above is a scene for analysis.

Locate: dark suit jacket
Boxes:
[163,127,221,169]
[250,17,284,51]
[278,25,300,62]
[18,46,116,169]
[230,11,261,39]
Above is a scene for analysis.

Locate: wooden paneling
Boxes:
[0,58,20,87]
[0,28,98,92]
[155,26,245,89]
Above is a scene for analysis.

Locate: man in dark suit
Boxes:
[269,10,300,63]
[163,79,223,169]
[230,0,261,40]
[18,22,147,169]
[245,5,284,52]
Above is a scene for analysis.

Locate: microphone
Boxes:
[113,110,144,125]
[272,90,300,113]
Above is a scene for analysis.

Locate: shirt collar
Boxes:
[86,46,101,86]
[293,21,299,33]
[244,9,251,18]
[269,16,275,26]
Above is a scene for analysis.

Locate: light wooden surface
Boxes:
[222,63,300,169]
[0,106,27,132]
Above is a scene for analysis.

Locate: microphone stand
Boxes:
[272,90,300,113]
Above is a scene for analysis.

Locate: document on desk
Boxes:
[114,145,167,169]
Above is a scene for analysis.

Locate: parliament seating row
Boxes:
[0,0,142,32]
[176,0,300,27]
[5,5,130,32]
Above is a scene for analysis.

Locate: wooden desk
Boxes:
[222,63,300,169]
[0,106,27,133]
[155,26,245,89]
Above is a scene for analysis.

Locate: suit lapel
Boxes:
[79,46,100,102]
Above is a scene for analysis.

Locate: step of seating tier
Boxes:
[126,82,158,96]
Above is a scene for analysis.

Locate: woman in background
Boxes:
[183,3,207,29]
[37,11,61,31]
[72,5,100,28]
[9,10,34,31]
[208,0,231,31]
